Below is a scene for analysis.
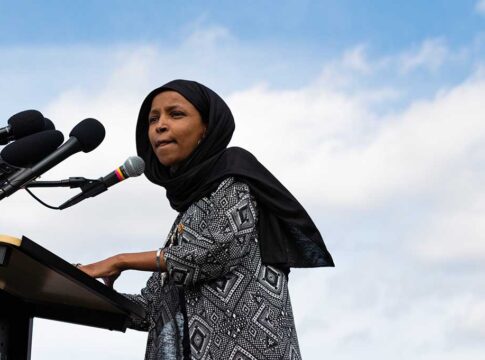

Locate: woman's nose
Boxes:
[155,117,168,133]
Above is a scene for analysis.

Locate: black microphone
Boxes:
[59,156,145,210]
[0,118,105,200]
[0,130,64,184]
[43,118,56,131]
[0,110,46,145]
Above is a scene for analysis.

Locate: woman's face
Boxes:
[148,91,207,167]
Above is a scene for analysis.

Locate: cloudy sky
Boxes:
[1,1,485,359]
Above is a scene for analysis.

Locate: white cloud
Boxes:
[317,39,454,86]
[186,24,233,47]
[230,71,485,212]
[341,45,372,74]
[316,44,379,89]
[476,0,485,15]
[455,297,485,338]
[32,320,147,360]
[415,194,485,261]
[399,38,449,73]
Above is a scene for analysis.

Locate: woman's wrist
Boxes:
[112,251,162,272]
[114,253,129,271]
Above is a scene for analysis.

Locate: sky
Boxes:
[1,1,485,359]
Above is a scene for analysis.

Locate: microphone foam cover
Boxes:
[1,130,65,167]
[123,156,145,177]
[8,110,45,139]
[69,118,105,153]
[43,118,55,130]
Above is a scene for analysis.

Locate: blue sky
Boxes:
[0,0,482,51]
[1,2,485,359]
[1,1,484,110]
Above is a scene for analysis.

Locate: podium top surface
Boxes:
[0,234,145,331]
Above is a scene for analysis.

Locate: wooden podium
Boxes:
[0,234,145,359]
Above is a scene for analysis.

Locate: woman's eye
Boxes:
[170,111,185,118]
[148,116,158,124]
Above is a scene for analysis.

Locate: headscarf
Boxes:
[136,79,334,268]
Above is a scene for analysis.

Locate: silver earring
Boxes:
[198,132,206,145]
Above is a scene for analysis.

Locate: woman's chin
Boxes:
[158,158,176,167]
[157,154,185,168]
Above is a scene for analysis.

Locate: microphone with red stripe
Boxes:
[59,156,145,210]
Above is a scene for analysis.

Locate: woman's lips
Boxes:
[156,140,175,148]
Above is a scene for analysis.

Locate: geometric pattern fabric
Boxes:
[125,178,302,359]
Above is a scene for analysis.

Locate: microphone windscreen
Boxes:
[0,130,65,167]
[69,118,105,153]
[123,156,145,177]
[43,118,55,130]
[7,110,45,139]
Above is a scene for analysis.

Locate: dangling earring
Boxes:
[198,131,206,145]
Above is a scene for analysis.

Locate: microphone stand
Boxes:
[58,179,108,210]
[19,177,107,210]
[25,177,92,189]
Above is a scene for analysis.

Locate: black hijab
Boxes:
[136,79,334,268]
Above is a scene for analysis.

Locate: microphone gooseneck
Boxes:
[25,177,90,188]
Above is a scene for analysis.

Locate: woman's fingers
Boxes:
[77,258,118,277]
[77,264,91,275]
[75,255,124,288]
[102,276,114,288]
[105,272,121,288]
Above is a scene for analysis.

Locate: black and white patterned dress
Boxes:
[125,177,302,359]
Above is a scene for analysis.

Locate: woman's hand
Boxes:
[78,255,124,288]
[77,251,162,288]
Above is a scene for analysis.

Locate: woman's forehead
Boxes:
[151,90,198,110]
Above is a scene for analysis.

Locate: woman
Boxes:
[81,80,334,360]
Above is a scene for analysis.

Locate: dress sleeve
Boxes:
[121,272,162,332]
[123,293,150,331]
[163,178,258,288]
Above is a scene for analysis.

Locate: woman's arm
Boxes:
[163,178,257,287]
[80,178,256,289]
[79,250,167,288]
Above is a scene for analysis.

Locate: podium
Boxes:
[0,234,145,359]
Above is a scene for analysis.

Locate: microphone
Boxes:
[43,118,56,131]
[0,110,46,145]
[58,156,145,210]
[1,130,65,167]
[0,130,64,183]
[0,118,105,200]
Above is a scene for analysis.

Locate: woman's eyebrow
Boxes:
[149,109,160,116]
[165,104,185,111]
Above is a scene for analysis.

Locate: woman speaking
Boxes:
[80,80,334,360]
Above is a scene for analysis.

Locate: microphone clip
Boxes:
[58,178,108,210]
